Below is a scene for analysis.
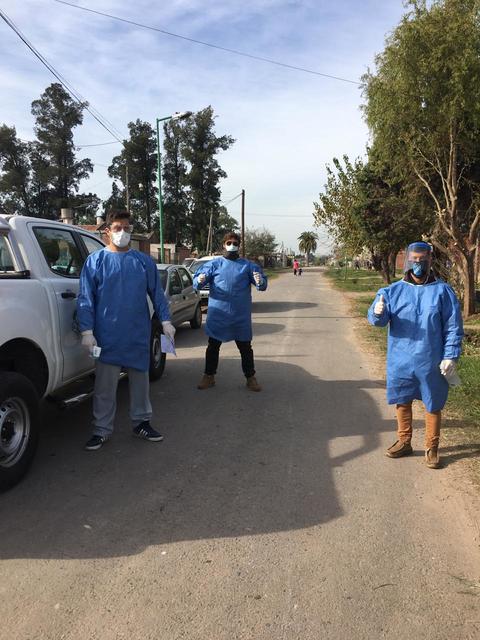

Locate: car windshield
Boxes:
[190,261,208,274]
[157,269,168,290]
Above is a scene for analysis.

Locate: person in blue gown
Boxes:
[77,209,175,451]
[368,242,463,468]
[193,232,268,392]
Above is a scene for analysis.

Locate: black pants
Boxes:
[205,337,255,378]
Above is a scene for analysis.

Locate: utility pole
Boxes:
[206,211,213,255]
[125,164,130,212]
[241,188,245,257]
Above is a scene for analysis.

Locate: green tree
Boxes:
[108,119,157,232]
[362,0,480,315]
[244,227,277,258]
[31,83,93,217]
[298,231,318,266]
[182,106,235,251]
[314,156,366,255]
[103,182,124,215]
[162,119,189,245]
[0,125,32,215]
[212,207,240,252]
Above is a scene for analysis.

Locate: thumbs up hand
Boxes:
[374,294,386,316]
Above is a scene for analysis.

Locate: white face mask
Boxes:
[111,230,131,248]
[225,243,239,253]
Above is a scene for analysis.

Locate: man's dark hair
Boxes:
[106,209,131,227]
[223,231,241,244]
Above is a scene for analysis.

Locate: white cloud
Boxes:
[0,0,405,250]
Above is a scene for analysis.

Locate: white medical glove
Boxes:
[440,359,455,375]
[197,273,206,285]
[253,272,263,286]
[81,330,97,352]
[162,321,176,341]
[374,294,385,316]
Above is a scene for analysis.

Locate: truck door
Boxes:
[32,225,92,383]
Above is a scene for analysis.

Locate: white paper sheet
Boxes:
[161,335,177,356]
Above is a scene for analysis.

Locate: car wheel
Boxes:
[190,303,203,329]
[0,373,39,492]
[149,319,167,381]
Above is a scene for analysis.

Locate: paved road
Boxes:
[2,269,479,640]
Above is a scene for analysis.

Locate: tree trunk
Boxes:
[475,241,480,286]
[455,249,476,318]
[389,251,397,279]
[380,253,391,284]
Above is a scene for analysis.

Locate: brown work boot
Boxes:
[386,440,413,458]
[246,376,261,392]
[197,374,215,390]
[425,447,441,469]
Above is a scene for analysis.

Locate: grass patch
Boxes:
[263,267,290,281]
[325,266,399,292]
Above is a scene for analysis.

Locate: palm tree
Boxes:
[298,231,318,266]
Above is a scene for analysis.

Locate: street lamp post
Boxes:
[156,111,193,263]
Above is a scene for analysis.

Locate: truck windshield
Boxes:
[0,236,15,272]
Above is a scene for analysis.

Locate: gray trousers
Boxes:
[92,361,152,437]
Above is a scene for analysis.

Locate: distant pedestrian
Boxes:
[293,259,299,276]
[298,267,303,276]
[193,232,268,392]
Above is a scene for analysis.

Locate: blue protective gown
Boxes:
[368,278,463,412]
[193,257,267,342]
[77,248,170,371]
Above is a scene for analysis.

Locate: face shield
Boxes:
[403,242,432,277]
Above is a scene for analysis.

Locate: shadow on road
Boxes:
[252,301,318,313]
[174,321,285,349]
[0,359,388,560]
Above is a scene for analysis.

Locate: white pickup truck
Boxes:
[0,215,166,491]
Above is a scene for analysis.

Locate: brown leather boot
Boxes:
[246,376,261,392]
[425,447,441,469]
[197,374,215,390]
[386,440,413,458]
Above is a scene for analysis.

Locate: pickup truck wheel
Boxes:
[0,373,39,492]
[190,303,203,329]
[149,320,166,381]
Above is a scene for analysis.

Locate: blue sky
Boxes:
[1,0,406,253]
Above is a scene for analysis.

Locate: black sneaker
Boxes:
[133,421,164,442]
[84,435,107,451]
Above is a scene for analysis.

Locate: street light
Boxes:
[156,111,193,262]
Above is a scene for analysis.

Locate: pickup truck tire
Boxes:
[0,373,39,492]
[190,303,203,329]
[149,320,166,381]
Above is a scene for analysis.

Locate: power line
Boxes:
[221,192,242,206]
[0,8,124,144]
[243,213,314,218]
[54,0,361,85]
[77,141,122,149]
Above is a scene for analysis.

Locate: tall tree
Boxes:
[108,119,157,232]
[298,231,318,266]
[212,208,240,252]
[244,227,277,258]
[362,0,480,315]
[0,125,32,215]
[314,156,366,256]
[162,119,189,245]
[31,83,93,217]
[182,106,235,251]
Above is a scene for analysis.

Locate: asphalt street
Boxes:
[2,269,479,640]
